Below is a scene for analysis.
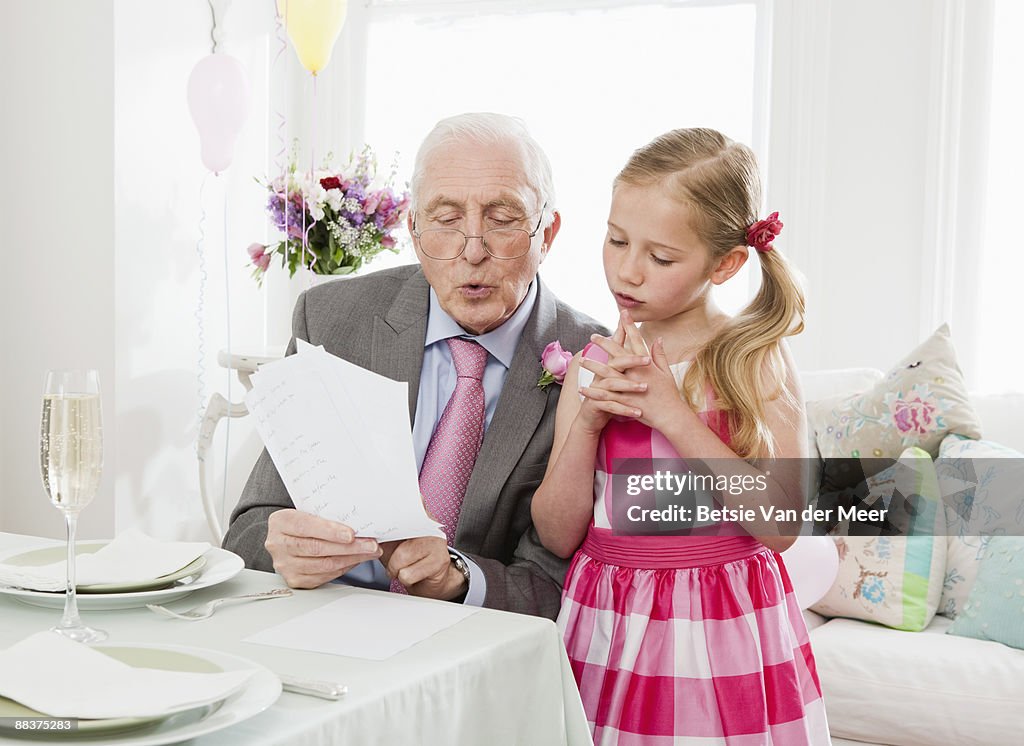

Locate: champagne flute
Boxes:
[39,369,107,642]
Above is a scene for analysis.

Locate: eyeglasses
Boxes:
[412,204,547,261]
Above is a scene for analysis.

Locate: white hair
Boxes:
[410,112,557,227]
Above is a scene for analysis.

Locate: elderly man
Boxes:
[224,113,604,618]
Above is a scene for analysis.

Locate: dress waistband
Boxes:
[581,527,767,569]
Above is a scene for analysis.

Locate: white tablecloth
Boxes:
[0,532,592,746]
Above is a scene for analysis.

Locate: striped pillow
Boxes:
[810,447,946,631]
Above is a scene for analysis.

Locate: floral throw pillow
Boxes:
[809,324,981,460]
[947,537,1024,649]
[810,447,946,631]
[936,433,1024,618]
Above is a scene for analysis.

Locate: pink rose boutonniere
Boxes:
[538,341,572,390]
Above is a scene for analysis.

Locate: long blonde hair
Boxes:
[615,128,805,459]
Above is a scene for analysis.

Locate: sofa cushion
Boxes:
[810,616,1024,746]
[810,448,946,631]
[947,537,1024,649]
[936,434,1024,618]
[808,324,981,460]
[940,533,989,620]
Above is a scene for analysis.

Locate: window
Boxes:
[974,0,1024,392]
[360,0,764,325]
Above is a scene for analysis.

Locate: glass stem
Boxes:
[60,509,82,628]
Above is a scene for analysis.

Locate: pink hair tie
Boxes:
[746,211,783,252]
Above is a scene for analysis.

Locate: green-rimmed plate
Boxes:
[0,644,280,744]
[80,556,207,593]
[0,547,243,610]
[0,543,207,594]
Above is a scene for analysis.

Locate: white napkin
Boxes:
[0,529,210,592]
[0,632,254,719]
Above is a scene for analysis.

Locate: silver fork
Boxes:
[146,588,293,620]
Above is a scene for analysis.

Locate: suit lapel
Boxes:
[371,269,430,423]
[457,278,559,545]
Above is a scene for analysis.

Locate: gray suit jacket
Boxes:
[223,264,606,618]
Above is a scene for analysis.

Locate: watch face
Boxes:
[450,554,470,581]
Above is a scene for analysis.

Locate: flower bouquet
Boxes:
[248,146,411,284]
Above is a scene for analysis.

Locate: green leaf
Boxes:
[537,371,556,390]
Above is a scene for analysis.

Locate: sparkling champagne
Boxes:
[40,394,102,509]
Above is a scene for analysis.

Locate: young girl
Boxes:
[532,128,830,745]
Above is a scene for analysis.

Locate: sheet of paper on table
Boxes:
[244,593,479,660]
[245,341,444,542]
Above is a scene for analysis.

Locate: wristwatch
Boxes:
[448,550,471,585]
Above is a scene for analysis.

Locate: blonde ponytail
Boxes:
[616,128,805,459]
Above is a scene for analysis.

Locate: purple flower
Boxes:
[267,194,286,228]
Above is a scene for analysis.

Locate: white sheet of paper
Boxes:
[245,343,444,542]
[244,593,479,660]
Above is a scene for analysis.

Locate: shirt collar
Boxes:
[424,281,538,369]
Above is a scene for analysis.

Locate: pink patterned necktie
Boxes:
[391,337,488,593]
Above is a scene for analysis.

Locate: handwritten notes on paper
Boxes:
[245,341,444,542]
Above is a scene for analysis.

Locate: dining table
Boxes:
[0,531,593,746]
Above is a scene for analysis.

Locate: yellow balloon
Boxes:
[277,0,348,75]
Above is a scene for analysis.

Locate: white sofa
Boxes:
[800,370,1024,746]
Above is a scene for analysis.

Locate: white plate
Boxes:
[0,548,244,610]
[0,643,281,746]
[0,542,208,594]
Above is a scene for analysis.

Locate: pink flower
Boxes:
[746,211,783,252]
[363,191,383,215]
[541,341,572,383]
[247,242,271,271]
[381,235,396,249]
[887,393,938,435]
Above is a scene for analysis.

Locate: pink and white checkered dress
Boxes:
[557,346,830,745]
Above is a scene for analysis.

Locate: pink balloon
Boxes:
[779,535,839,610]
[187,54,250,174]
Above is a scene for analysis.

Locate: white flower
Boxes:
[325,190,345,212]
[307,182,327,205]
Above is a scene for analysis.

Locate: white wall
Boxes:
[0,0,116,539]
[0,0,1009,542]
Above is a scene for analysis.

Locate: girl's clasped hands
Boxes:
[578,309,699,435]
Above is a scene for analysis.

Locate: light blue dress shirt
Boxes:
[341,281,539,606]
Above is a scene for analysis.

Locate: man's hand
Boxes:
[265,509,382,589]
[381,537,467,601]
